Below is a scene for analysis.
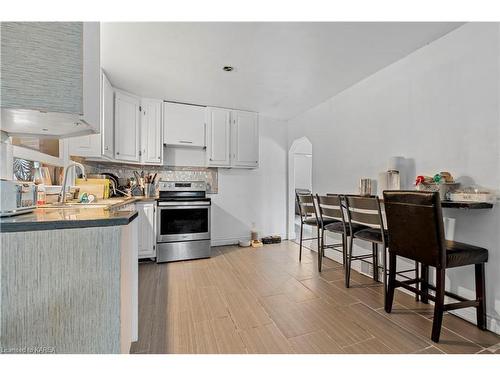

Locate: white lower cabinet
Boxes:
[136,202,156,259]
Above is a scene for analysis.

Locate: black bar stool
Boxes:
[296,192,338,271]
[383,191,488,342]
[296,193,321,268]
[343,195,387,293]
[316,194,349,269]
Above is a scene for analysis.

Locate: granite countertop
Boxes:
[0,207,138,233]
[0,195,159,233]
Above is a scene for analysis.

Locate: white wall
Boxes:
[293,154,312,191]
[287,23,500,333]
[211,115,288,245]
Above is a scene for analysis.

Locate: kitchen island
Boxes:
[0,206,139,353]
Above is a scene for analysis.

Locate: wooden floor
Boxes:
[131,241,500,354]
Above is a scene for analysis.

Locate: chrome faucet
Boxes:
[59,162,87,203]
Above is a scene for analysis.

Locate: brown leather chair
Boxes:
[383,191,488,342]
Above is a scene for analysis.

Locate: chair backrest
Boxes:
[296,192,316,222]
[316,194,344,224]
[383,191,446,268]
[345,195,383,228]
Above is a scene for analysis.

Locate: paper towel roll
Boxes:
[388,156,404,171]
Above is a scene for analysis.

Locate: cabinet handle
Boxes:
[179,140,193,144]
[104,146,108,151]
[139,150,142,156]
[158,156,161,160]
[116,151,120,155]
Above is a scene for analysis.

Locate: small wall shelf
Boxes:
[441,201,494,209]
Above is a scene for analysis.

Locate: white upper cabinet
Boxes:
[231,110,259,168]
[0,22,100,138]
[206,107,259,168]
[114,90,141,162]
[101,73,115,159]
[67,131,101,157]
[163,102,206,147]
[206,107,231,167]
[140,99,163,165]
[68,71,114,159]
[69,81,164,166]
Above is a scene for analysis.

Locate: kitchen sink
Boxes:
[40,203,110,209]
[39,198,128,210]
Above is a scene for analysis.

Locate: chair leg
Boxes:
[372,243,379,282]
[342,233,346,269]
[475,263,487,330]
[317,226,322,272]
[431,268,446,343]
[385,252,396,313]
[415,261,420,302]
[321,227,325,258]
[382,246,387,304]
[345,236,354,288]
[421,264,429,304]
[299,222,303,262]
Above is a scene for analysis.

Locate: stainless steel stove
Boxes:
[156,181,211,263]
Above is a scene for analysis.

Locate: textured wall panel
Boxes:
[1,22,83,114]
[0,226,122,353]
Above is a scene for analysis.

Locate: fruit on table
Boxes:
[415,175,434,185]
[416,171,454,186]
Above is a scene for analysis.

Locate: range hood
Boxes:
[0,22,101,138]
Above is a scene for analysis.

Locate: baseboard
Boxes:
[445,302,500,335]
[211,233,288,247]
[211,237,248,247]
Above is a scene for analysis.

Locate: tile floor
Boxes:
[131,241,500,354]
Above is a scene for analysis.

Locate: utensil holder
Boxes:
[144,183,155,198]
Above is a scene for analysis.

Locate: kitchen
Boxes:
[1,11,500,368]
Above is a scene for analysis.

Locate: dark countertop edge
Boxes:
[0,211,138,234]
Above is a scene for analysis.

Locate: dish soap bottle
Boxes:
[36,183,46,206]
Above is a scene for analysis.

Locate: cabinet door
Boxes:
[115,90,140,162]
[101,72,114,159]
[163,102,206,147]
[206,107,231,167]
[140,99,163,165]
[137,203,156,259]
[231,110,259,168]
[67,133,101,157]
[68,70,114,159]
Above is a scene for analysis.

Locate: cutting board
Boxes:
[75,178,109,199]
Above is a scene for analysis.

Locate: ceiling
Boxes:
[101,22,463,120]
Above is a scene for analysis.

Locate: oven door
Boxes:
[157,201,211,243]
